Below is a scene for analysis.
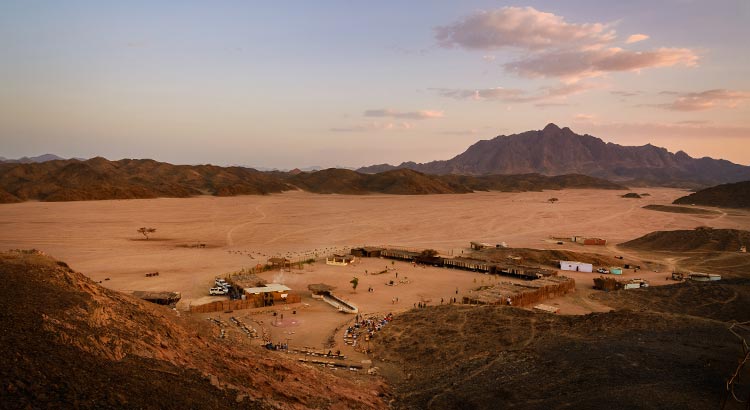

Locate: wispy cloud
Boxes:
[434,87,528,102]
[363,109,444,120]
[572,119,750,139]
[330,122,414,133]
[610,90,642,97]
[434,82,599,103]
[656,89,750,111]
[625,34,649,44]
[574,113,596,121]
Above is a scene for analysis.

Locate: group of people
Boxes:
[264,342,288,351]
[344,313,395,351]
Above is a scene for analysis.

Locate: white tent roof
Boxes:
[243,283,291,294]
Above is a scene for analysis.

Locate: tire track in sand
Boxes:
[226,204,266,247]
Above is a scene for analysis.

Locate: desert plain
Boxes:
[1,187,748,358]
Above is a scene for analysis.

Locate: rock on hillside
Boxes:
[673,180,750,208]
[0,250,386,409]
[620,227,750,252]
[358,124,750,186]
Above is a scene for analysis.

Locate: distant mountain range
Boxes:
[0,154,69,163]
[358,123,750,187]
[0,157,625,203]
[673,181,750,209]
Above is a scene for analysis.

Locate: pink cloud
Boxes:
[625,34,649,44]
[657,89,750,111]
[504,47,698,82]
[436,7,697,82]
[435,7,614,51]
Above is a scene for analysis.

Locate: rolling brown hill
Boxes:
[0,158,292,203]
[673,180,750,208]
[0,250,385,409]
[358,123,750,187]
[0,158,627,203]
[286,168,472,195]
[620,227,750,253]
[441,173,625,192]
[286,168,624,195]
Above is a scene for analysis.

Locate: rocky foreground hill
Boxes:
[0,250,386,409]
[371,292,750,410]
[673,180,750,209]
[358,123,750,187]
[0,157,624,203]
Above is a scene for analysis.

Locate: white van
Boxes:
[209,287,228,295]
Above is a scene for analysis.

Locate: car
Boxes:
[209,287,228,296]
[596,268,610,274]
[215,278,229,287]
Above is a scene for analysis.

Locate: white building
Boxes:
[559,261,593,273]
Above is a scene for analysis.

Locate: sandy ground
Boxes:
[1,188,748,357]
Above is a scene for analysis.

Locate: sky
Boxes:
[1,0,749,169]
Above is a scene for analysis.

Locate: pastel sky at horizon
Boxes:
[1,1,749,169]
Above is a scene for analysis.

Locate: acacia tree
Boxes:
[547,197,559,204]
[350,277,359,292]
[137,227,156,240]
[420,249,439,258]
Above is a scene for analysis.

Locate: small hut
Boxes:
[326,254,355,266]
[243,283,293,307]
[268,257,291,269]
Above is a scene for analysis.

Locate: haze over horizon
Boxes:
[2,1,749,169]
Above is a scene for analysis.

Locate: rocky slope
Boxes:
[673,180,750,208]
[358,124,750,187]
[0,250,386,409]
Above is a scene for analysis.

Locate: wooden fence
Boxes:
[189,294,302,313]
[463,278,576,307]
[509,278,576,307]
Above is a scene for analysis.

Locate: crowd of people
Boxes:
[343,313,394,352]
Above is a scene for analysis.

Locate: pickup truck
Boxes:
[209,287,228,296]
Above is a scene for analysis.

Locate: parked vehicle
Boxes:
[209,287,228,296]
[596,268,609,274]
[215,279,229,288]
